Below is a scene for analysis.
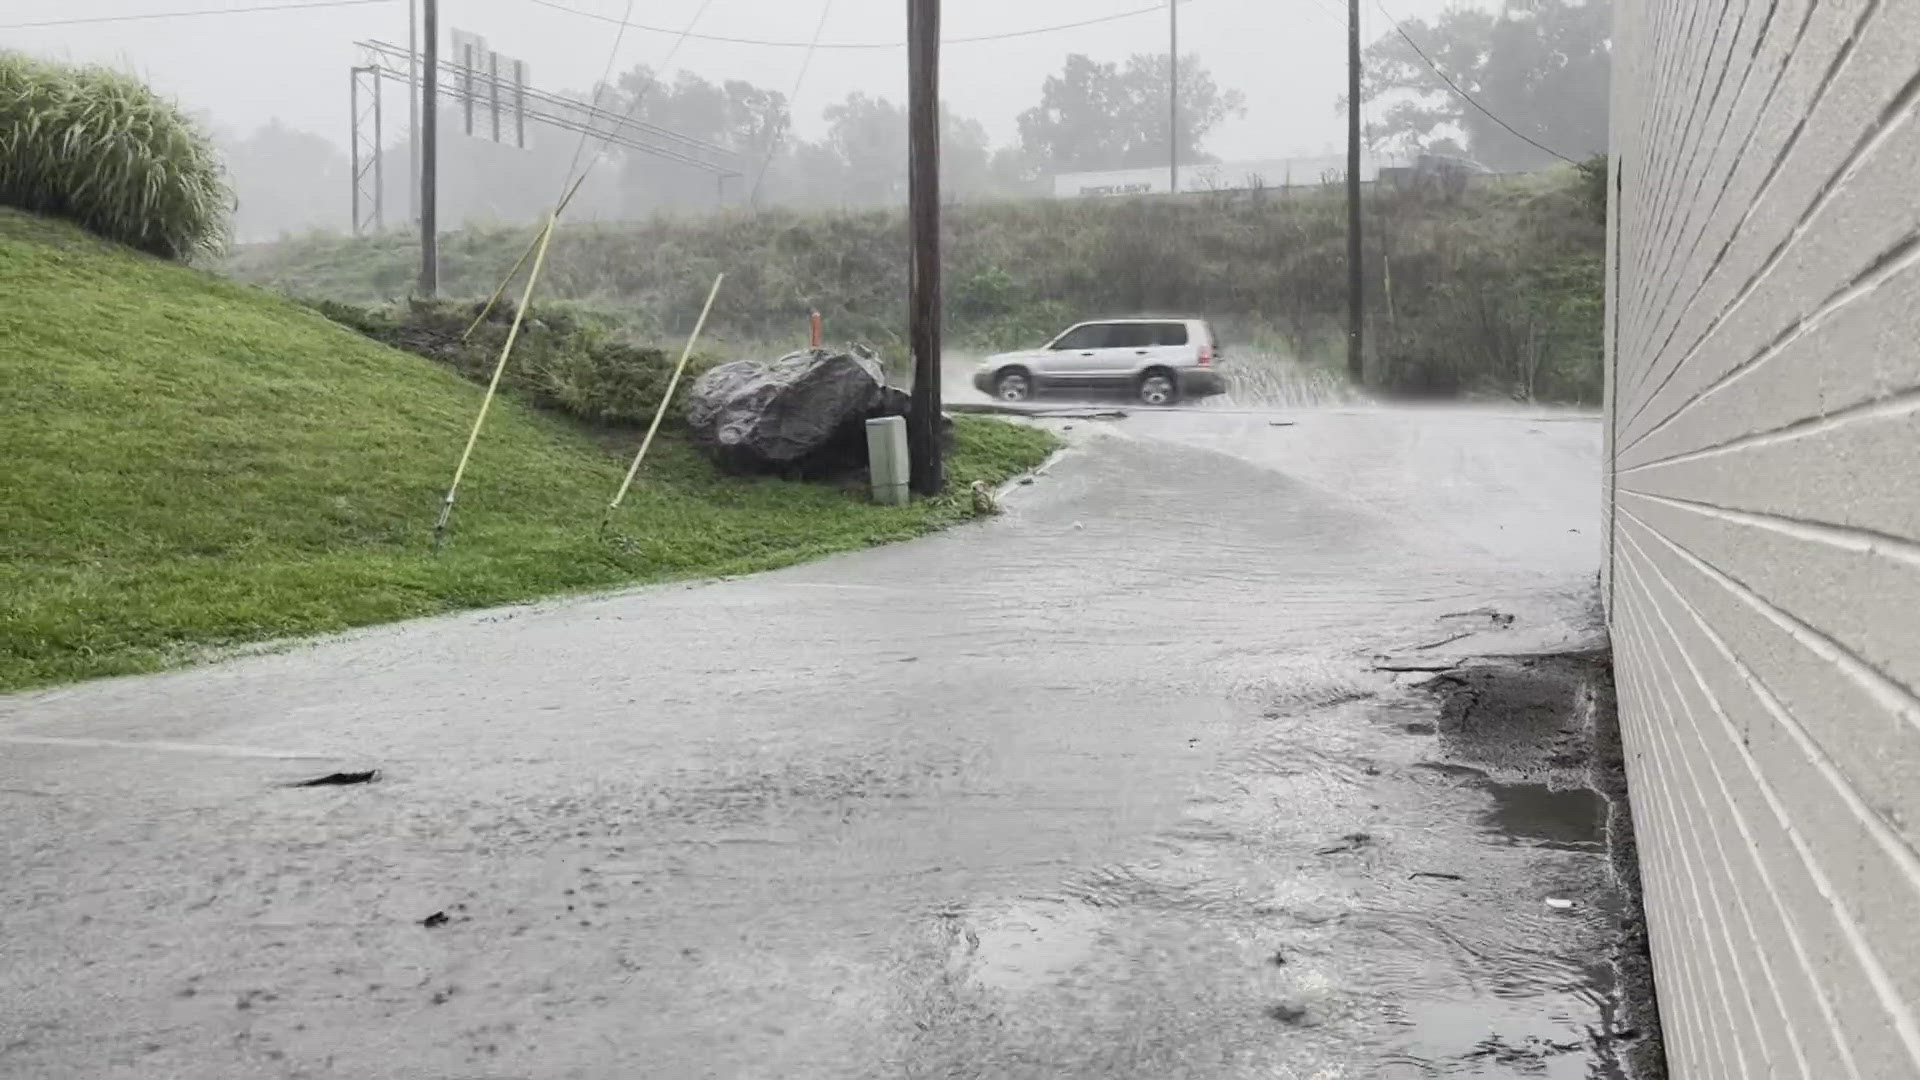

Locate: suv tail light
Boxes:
[1198,344,1214,366]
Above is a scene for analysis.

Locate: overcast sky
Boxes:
[8,0,1492,159]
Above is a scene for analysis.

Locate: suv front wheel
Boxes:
[994,369,1033,403]
[1137,370,1178,406]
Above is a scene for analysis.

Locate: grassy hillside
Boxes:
[229,170,1606,403]
[0,210,1053,690]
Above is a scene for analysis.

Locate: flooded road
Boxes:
[1,405,1618,1078]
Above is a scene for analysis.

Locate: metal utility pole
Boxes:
[906,0,943,496]
[1346,0,1364,384]
[419,0,439,297]
[1169,0,1179,195]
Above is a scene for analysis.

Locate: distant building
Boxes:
[1051,154,1409,200]
[1052,152,1516,200]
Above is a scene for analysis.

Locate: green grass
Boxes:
[0,209,1056,691]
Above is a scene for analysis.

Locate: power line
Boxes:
[748,0,833,205]
[450,0,729,336]
[0,0,393,30]
[1373,0,1579,164]
[562,0,725,190]
[1294,0,1347,31]
[518,0,1195,50]
[563,0,640,186]
[355,40,737,172]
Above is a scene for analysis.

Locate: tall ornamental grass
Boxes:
[0,52,229,260]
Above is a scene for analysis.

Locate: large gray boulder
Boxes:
[685,349,896,474]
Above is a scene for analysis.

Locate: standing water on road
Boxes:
[0,407,1644,1078]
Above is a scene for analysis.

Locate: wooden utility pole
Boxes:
[1346,0,1364,384]
[408,0,420,227]
[1169,0,1179,194]
[420,0,439,297]
[906,0,943,496]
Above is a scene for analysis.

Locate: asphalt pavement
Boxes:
[1,405,1615,1079]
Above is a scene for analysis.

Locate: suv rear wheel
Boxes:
[994,369,1033,403]
[1137,369,1178,406]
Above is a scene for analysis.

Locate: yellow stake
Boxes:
[603,273,726,528]
[433,211,560,547]
[460,172,594,342]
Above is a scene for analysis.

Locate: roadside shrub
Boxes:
[0,52,229,260]
[950,265,1020,320]
[1575,154,1609,226]
[312,298,710,426]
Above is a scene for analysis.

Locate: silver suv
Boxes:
[972,318,1228,406]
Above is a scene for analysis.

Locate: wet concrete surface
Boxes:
[0,404,1628,1078]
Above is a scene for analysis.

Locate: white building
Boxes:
[1051,154,1406,199]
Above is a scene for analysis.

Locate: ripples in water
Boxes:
[918,683,1627,1079]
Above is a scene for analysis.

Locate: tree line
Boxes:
[221,0,1609,241]
[219,50,1246,241]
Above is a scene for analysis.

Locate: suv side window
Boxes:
[1151,323,1190,347]
[1106,324,1158,348]
[1052,324,1113,350]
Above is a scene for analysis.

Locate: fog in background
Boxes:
[7,0,1598,240]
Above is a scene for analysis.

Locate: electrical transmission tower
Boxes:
[347,36,744,237]
[350,65,384,236]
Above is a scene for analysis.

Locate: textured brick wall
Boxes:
[1606,1,1920,1077]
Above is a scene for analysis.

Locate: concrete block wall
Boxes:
[1605,1,1920,1077]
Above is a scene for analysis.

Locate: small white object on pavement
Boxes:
[1546,897,1576,911]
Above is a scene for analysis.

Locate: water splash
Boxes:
[1216,351,1369,409]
